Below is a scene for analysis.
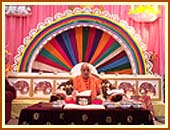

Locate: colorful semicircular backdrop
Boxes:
[18,14,147,74]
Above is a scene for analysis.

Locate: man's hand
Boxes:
[72,90,79,100]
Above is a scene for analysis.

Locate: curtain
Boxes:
[5,5,165,75]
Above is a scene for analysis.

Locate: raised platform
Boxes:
[152,101,165,117]
[11,99,49,118]
[8,73,164,119]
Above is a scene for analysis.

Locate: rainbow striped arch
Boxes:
[18,13,147,74]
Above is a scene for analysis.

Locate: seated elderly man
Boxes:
[72,63,102,100]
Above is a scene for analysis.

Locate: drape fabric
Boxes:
[5,5,165,75]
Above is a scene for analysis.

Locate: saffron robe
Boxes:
[73,74,102,100]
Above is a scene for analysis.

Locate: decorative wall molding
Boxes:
[128,5,161,22]
[5,5,32,17]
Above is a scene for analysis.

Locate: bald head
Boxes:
[80,63,91,79]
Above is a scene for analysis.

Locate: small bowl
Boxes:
[133,102,142,109]
[120,104,131,109]
[52,104,63,108]
[133,104,142,109]
[106,104,117,109]
[120,101,131,109]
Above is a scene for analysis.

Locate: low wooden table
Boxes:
[18,102,154,125]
